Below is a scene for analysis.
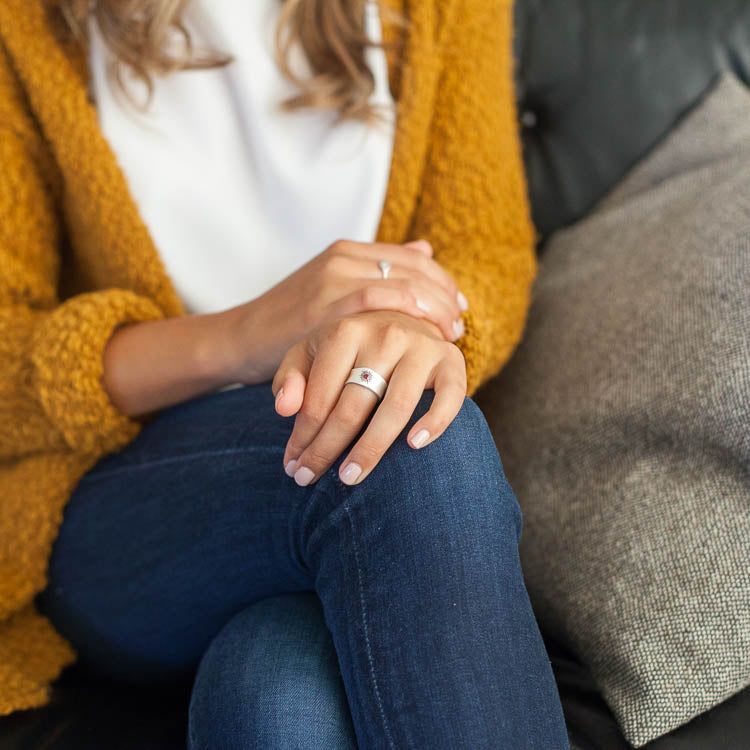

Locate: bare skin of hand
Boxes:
[225,238,469,384]
[269,309,468,487]
[101,237,469,419]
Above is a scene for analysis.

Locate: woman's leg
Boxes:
[303,392,569,750]
[36,382,569,749]
[187,592,357,750]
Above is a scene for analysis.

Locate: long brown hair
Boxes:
[59,0,404,124]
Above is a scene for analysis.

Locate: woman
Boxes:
[0,0,569,747]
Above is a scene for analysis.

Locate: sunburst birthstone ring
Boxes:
[378,260,392,279]
[344,367,388,400]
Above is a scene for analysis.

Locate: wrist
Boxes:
[191,307,248,387]
[207,302,276,386]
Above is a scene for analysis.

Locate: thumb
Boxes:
[272,341,311,417]
[403,239,433,257]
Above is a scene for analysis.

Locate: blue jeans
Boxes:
[36,383,569,749]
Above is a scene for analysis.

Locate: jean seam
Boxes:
[78,447,279,483]
[343,500,396,750]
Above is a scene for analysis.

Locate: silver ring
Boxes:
[378,260,391,279]
[344,367,388,400]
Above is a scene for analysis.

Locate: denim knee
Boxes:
[347,393,523,544]
[187,592,356,750]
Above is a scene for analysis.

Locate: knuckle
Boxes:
[445,380,469,404]
[328,238,349,254]
[377,321,407,349]
[300,442,331,468]
[325,316,358,343]
[299,400,326,424]
[321,252,347,275]
[386,391,417,416]
[286,435,306,458]
[411,252,430,275]
[334,399,365,429]
[325,239,358,269]
[359,285,381,309]
[447,342,466,366]
[353,439,382,463]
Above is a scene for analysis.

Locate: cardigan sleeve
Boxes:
[0,124,167,459]
[412,0,538,398]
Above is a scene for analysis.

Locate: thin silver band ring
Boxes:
[378,260,392,279]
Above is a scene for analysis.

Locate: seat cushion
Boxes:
[0,664,189,749]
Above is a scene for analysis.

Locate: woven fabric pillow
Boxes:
[475,71,750,747]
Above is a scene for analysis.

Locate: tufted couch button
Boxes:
[520,109,538,129]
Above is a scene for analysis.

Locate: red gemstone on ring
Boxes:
[360,370,371,382]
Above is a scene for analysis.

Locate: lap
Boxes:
[36,380,515,682]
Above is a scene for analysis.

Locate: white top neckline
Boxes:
[88,0,396,316]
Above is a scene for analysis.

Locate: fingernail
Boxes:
[457,290,469,311]
[416,297,430,313]
[284,459,297,477]
[411,429,430,448]
[340,461,362,485]
[275,387,284,406]
[294,465,315,486]
[453,319,465,339]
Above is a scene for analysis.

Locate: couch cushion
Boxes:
[515,0,750,238]
[475,71,750,747]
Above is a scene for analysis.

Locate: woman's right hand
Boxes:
[224,238,470,384]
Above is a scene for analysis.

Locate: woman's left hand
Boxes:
[271,309,468,486]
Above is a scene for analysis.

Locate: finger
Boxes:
[337,353,434,485]
[272,340,312,419]
[405,348,467,451]
[282,318,360,480]
[292,338,409,486]
[339,252,463,322]
[339,239,466,311]
[329,282,464,342]
[403,238,433,257]
[385,265,463,321]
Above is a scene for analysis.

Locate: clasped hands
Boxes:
[228,238,469,487]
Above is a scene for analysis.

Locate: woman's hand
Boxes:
[271,309,468,486]
[224,238,469,385]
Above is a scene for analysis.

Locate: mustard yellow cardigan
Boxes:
[0,0,536,714]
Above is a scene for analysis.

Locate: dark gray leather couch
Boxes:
[2,0,749,747]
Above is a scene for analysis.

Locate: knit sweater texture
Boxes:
[0,0,535,713]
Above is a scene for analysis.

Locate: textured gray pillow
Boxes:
[475,71,750,747]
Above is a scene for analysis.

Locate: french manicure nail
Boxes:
[340,462,362,485]
[457,290,469,311]
[452,319,462,339]
[416,298,430,313]
[294,465,315,486]
[284,459,297,477]
[275,387,284,406]
[411,429,430,448]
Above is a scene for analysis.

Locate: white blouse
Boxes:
[87,0,396,316]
